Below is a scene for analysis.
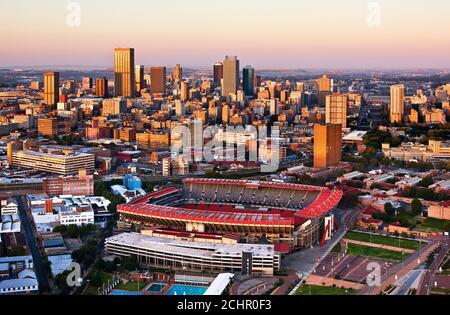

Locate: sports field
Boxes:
[345,231,423,250]
[295,284,355,295]
[346,243,406,262]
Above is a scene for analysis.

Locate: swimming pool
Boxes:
[147,283,165,292]
[166,284,207,296]
[111,290,144,296]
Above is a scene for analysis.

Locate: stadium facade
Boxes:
[117,178,343,251]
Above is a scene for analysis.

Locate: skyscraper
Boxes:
[95,77,108,98]
[82,76,93,90]
[173,64,182,84]
[150,66,166,95]
[175,100,185,117]
[213,62,223,87]
[44,71,60,106]
[243,65,255,97]
[180,81,189,102]
[114,48,136,98]
[317,75,332,107]
[222,56,239,97]
[318,75,332,92]
[135,65,145,93]
[390,84,405,123]
[314,124,342,169]
[325,93,348,128]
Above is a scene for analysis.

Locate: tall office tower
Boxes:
[150,66,167,95]
[38,117,58,137]
[390,84,405,123]
[173,64,182,84]
[82,76,93,90]
[314,124,342,169]
[114,48,136,98]
[95,77,108,98]
[243,65,255,97]
[44,72,60,106]
[318,75,332,92]
[222,56,239,97]
[222,104,231,125]
[213,62,223,87]
[175,100,185,117]
[180,81,189,102]
[325,93,348,128]
[135,65,145,93]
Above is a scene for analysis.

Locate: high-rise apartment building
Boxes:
[325,93,348,128]
[150,66,167,95]
[44,72,60,106]
[390,84,405,123]
[114,48,136,98]
[173,64,182,84]
[102,98,127,116]
[314,124,342,169]
[222,56,239,97]
[243,65,255,97]
[135,65,145,93]
[82,76,93,90]
[95,77,108,98]
[213,62,223,87]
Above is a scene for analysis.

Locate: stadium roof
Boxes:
[204,273,234,296]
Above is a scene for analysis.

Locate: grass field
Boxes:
[331,242,342,253]
[346,243,406,262]
[83,272,114,295]
[416,218,450,232]
[295,284,355,295]
[114,281,145,292]
[345,231,423,250]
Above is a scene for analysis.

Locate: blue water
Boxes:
[147,283,166,292]
[111,290,144,296]
[166,284,207,296]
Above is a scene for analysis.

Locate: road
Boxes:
[283,206,362,285]
[417,238,450,295]
[358,239,438,295]
[16,196,51,292]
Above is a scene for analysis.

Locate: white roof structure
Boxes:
[106,233,275,258]
[343,171,364,180]
[204,273,234,296]
[48,255,72,276]
[0,214,21,234]
[343,130,368,142]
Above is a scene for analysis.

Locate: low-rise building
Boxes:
[382,140,450,161]
[106,232,280,276]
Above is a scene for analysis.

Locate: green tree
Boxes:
[384,203,395,217]
[411,199,423,216]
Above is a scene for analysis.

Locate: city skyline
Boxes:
[1,0,450,69]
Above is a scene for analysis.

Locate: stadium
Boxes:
[117,178,343,251]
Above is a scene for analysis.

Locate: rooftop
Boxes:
[106,232,276,258]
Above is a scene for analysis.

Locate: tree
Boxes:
[411,199,423,216]
[90,272,103,287]
[384,203,395,217]
[418,176,434,188]
[123,257,139,271]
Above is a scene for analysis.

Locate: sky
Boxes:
[1,0,450,69]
